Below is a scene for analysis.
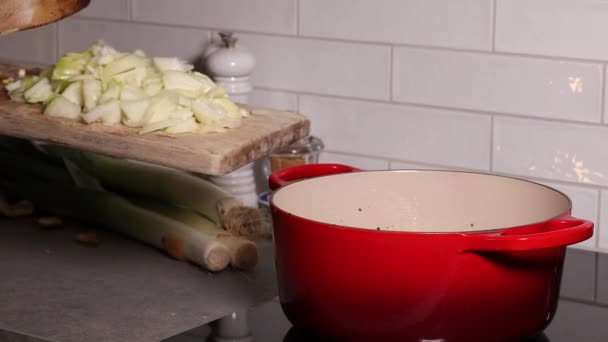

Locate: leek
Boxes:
[0,143,233,272]
[42,146,265,238]
[1,179,231,272]
[129,198,259,270]
[0,139,262,271]
[52,52,90,81]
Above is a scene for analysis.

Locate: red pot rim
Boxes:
[269,168,573,236]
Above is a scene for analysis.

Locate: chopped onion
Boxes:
[5,40,248,135]
[83,79,102,112]
[61,81,83,107]
[166,117,199,134]
[44,95,81,119]
[121,98,151,125]
[82,100,120,124]
[24,78,53,103]
[5,80,21,92]
[139,119,179,135]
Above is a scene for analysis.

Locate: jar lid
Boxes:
[273,136,324,155]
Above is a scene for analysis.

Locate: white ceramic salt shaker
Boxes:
[205,32,258,207]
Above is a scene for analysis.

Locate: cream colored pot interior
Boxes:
[272,170,571,233]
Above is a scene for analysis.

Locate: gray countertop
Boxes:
[0,218,277,342]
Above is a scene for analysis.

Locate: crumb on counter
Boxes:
[76,232,100,246]
[38,216,63,227]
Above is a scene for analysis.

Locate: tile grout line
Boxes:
[324,149,403,164]
[597,191,603,249]
[128,0,133,21]
[491,0,497,52]
[389,46,394,101]
[67,17,608,66]
[594,251,599,302]
[595,192,603,302]
[489,115,494,172]
[295,0,300,35]
[561,296,608,309]
[567,245,608,254]
[602,64,606,124]
[319,151,392,170]
[54,23,59,60]
[254,85,608,129]
[319,147,608,192]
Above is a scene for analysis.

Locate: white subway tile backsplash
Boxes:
[389,161,454,170]
[604,66,608,124]
[560,249,596,301]
[600,191,608,250]
[249,89,298,112]
[299,0,492,50]
[319,152,389,171]
[0,25,56,65]
[493,117,608,186]
[597,253,608,304]
[299,95,491,170]
[4,0,608,259]
[58,19,210,63]
[541,182,599,249]
[496,0,608,60]
[76,0,129,20]
[393,47,603,123]
[239,34,391,100]
[132,0,297,35]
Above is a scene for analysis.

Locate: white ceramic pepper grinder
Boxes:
[204,32,258,208]
[204,31,255,103]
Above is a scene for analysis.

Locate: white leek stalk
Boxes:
[130,198,259,270]
[3,180,231,272]
[43,146,265,239]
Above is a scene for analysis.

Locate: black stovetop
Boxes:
[174,295,608,342]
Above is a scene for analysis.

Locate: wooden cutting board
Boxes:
[0,64,310,176]
[0,0,90,35]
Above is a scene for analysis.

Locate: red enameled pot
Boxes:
[268,164,594,342]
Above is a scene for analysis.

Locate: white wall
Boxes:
[0,0,605,252]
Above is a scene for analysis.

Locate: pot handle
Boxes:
[269,163,360,191]
[462,216,593,252]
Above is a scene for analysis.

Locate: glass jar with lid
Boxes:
[268,135,324,174]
